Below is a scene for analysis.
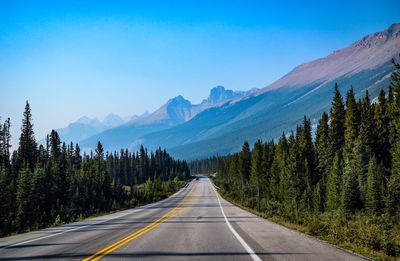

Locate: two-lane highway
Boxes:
[0,177,367,260]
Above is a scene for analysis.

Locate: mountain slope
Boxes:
[79,86,255,151]
[135,23,400,159]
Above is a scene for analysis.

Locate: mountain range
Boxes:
[52,112,147,145]
[56,23,400,160]
[53,86,257,150]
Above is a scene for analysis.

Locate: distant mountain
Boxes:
[48,113,137,144]
[79,86,257,151]
[133,23,400,159]
[103,113,124,127]
[54,116,107,144]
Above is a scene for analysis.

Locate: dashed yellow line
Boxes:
[83,186,196,261]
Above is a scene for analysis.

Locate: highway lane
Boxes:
[0,177,367,260]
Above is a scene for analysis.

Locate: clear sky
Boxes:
[1,0,399,148]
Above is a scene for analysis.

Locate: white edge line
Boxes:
[0,181,193,250]
[209,179,262,261]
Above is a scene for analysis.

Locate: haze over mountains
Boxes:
[51,112,147,145]
[53,86,257,150]
[58,23,399,160]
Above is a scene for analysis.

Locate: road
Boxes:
[0,177,367,260]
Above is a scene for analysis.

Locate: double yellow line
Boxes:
[83,187,195,261]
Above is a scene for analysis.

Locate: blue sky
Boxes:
[0,0,399,147]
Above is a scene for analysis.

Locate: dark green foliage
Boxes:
[239,141,251,183]
[17,101,37,172]
[387,139,400,217]
[0,103,190,236]
[342,156,361,213]
[15,168,32,230]
[366,157,383,215]
[326,155,342,211]
[330,83,345,157]
[195,59,400,258]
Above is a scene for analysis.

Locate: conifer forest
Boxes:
[0,104,190,236]
[190,57,400,258]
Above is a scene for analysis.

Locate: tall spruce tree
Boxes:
[366,156,383,215]
[250,140,263,202]
[374,89,391,169]
[239,141,251,184]
[16,168,32,230]
[387,140,400,217]
[326,155,342,211]
[344,88,359,157]
[330,84,345,158]
[315,112,330,207]
[342,156,361,213]
[18,101,37,171]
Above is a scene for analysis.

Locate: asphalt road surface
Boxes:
[0,177,367,260]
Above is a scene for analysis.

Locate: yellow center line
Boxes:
[83,185,197,261]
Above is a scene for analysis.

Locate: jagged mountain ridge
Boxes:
[79,86,257,151]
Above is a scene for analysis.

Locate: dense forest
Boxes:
[192,57,400,258]
[0,104,190,236]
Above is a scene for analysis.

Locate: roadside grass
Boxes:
[217,190,400,261]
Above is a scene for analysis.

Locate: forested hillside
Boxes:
[0,104,190,236]
[193,57,400,259]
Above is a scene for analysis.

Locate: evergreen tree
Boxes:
[330,84,345,158]
[250,140,263,203]
[342,156,361,213]
[16,168,32,230]
[0,118,12,167]
[239,141,251,183]
[315,112,330,210]
[387,140,400,217]
[344,88,359,157]
[366,156,383,215]
[30,167,46,225]
[0,166,11,235]
[17,101,37,171]
[359,91,376,181]
[326,155,342,211]
[374,89,391,168]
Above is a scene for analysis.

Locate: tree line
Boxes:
[194,57,400,258]
[0,103,190,236]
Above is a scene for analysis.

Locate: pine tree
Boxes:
[315,112,330,209]
[366,156,383,215]
[250,140,263,204]
[285,133,299,216]
[30,167,46,225]
[0,118,12,167]
[374,89,391,169]
[0,166,11,235]
[342,156,361,214]
[16,168,32,230]
[330,84,345,158]
[313,181,323,212]
[387,139,400,217]
[239,141,251,184]
[326,155,342,211]
[298,117,315,182]
[359,91,376,176]
[344,88,359,157]
[18,101,37,171]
